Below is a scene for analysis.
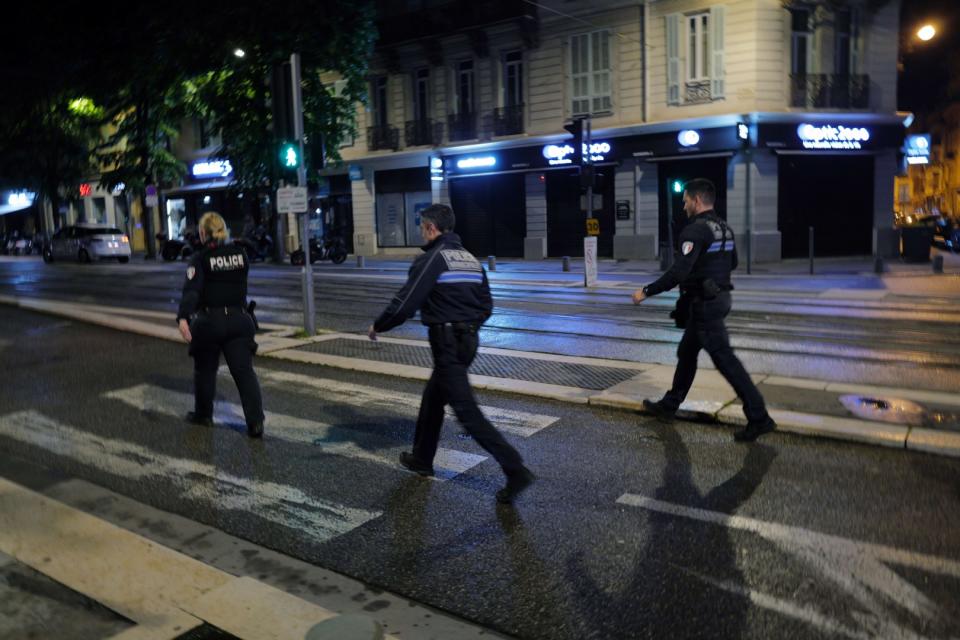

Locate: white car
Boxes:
[44,225,132,263]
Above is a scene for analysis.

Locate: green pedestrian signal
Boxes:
[672,180,684,194]
[279,143,300,169]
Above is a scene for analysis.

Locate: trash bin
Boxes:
[900,226,934,262]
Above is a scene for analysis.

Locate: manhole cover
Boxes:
[839,395,927,426]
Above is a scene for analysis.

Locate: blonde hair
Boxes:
[198,211,228,242]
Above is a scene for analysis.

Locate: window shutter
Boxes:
[710,5,726,98]
[666,13,680,105]
[850,7,861,74]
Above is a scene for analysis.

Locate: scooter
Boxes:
[233,224,273,262]
[157,230,203,261]
[290,232,348,266]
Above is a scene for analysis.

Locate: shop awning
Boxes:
[163,180,233,196]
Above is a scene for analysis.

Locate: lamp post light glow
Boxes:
[233,48,246,58]
[917,25,936,41]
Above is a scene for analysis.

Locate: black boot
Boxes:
[496,467,535,504]
[734,418,777,442]
[399,452,434,477]
[247,422,264,438]
[642,398,676,422]
[186,412,213,428]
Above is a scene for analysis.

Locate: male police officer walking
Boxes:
[177,211,265,438]
[632,179,776,442]
[368,204,534,504]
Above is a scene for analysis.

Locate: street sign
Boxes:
[145,184,158,207]
[586,218,600,236]
[584,236,598,287]
[580,194,603,212]
[277,186,308,214]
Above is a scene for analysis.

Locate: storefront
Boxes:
[162,159,265,241]
[345,112,906,262]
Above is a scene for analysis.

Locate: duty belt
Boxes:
[200,305,247,315]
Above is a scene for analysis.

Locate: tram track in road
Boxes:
[3,263,960,375]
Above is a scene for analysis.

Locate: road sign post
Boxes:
[289,53,315,336]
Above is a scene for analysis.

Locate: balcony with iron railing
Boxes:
[492,104,525,136]
[366,125,400,151]
[790,74,870,109]
[404,119,444,147]
[447,112,478,142]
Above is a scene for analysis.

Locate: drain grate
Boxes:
[295,338,639,390]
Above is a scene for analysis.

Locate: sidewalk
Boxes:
[2,295,958,459]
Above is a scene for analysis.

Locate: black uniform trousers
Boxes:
[412,324,524,475]
[189,308,264,427]
[662,292,769,424]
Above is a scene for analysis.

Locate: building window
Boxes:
[570,31,611,115]
[332,79,355,147]
[372,76,389,128]
[687,13,709,82]
[504,51,523,107]
[791,8,813,76]
[413,68,430,122]
[456,60,475,114]
[834,9,857,75]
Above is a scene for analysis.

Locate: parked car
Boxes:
[43,225,131,263]
[933,216,960,253]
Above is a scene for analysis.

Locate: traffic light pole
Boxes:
[584,117,593,287]
[290,52,316,335]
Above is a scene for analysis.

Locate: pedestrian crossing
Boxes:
[103,383,487,481]
[0,410,381,546]
[0,366,561,546]
[243,368,559,437]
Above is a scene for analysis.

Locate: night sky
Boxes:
[898,0,960,120]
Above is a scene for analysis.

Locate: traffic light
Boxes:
[563,118,584,166]
[279,142,300,169]
[671,179,684,194]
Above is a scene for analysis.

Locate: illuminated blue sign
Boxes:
[905,134,931,165]
[797,123,871,150]
[737,123,749,141]
[191,159,233,178]
[456,156,497,170]
[541,141,611,165]
[678,130,701,147]
[6,192,34,207]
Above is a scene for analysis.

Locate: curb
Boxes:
[2,295,958,459]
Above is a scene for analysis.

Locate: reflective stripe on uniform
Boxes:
[437,271,484,284]
[706,240,734,253]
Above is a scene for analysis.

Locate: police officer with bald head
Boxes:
[632,179,776,442]
[176,211,265,438]
[368,204,534,504]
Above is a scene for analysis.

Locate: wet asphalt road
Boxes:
[2,257,960,392]
[1,307,959,639]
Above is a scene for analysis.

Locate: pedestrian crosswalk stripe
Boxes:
[0,410,381,545]
[242,368,559,437]
[103,384,486,481]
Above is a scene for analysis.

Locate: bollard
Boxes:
[874,256,885,274]
[487,255,496,271]
[356,255,365,268]
[809,226,815,275]
[562,256,571,272]
[933,255,944,273]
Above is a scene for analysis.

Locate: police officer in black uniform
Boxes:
[177,211,265,438]
[368,204,534,504]
[632,179,776,442]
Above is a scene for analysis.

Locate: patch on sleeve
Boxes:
[440,249,482,271]
[681,241,695,256]
[186,266,196,280]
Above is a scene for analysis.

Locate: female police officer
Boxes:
[176,211,265,437]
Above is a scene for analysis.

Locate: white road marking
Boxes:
[0,411,380,545]
[245,367,559,437]
[103,384,485,481]
[617,493,960,638]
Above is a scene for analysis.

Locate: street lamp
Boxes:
[233,48,246,58]
[917,25,936,41]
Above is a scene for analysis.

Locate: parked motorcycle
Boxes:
[290,232,348,266]
[233,224,273,262]
[157,230,203,261]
